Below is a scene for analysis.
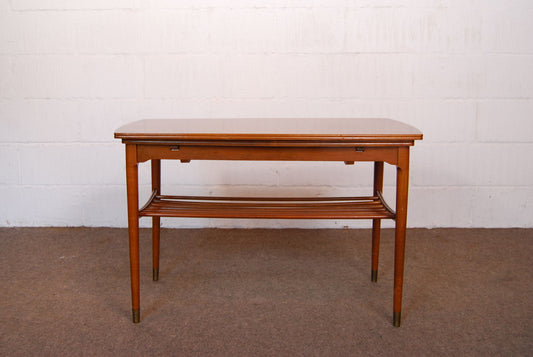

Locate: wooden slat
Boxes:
[139,195,396,220]
[158,195,377,201]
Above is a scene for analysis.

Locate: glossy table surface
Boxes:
[114,118,423,142]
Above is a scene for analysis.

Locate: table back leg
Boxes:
[151,159,161,281]
[371,161,384,282]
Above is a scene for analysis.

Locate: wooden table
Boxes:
[115,118,422,327]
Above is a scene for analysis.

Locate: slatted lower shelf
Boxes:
[140,192,395,220]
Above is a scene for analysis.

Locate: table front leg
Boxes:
[151,159,161,281]
[125,144,140,323]
[371,161,384,282]
[393,147,410,327]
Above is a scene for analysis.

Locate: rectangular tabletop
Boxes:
[114,118,422,143]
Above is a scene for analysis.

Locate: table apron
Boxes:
[137,145,399,165]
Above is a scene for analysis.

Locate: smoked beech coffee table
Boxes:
[114,118,422,327]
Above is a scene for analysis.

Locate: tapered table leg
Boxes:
[151,159,161,281]
[393,147,410,327]
[371,161,384,282]
[125,144,140,323]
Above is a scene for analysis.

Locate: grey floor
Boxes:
[1,228,532,356]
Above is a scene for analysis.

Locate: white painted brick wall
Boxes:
[1,1,532,228]
[11,55,143,98]
[10,0,140,10]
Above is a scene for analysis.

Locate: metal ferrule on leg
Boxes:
[393,311,401,327]
[132,309,140,323]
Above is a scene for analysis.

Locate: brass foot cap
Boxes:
[153,268,159,281]
[393,312,401,327]
[132,309,140,323]
[371,270,378,282]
